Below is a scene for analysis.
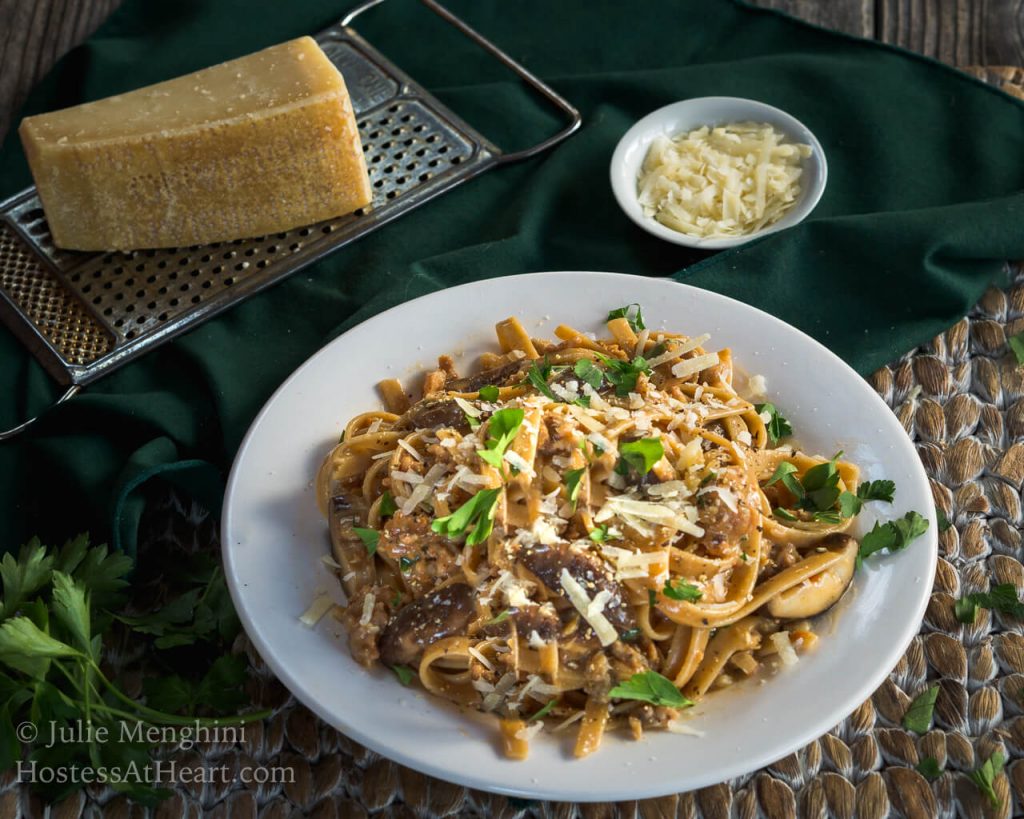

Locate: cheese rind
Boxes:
[19,37,372,251]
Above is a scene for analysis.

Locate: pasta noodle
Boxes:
[317,309,879,758]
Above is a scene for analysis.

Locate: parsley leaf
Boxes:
[620,628,642,642]
[574,358,604,391]
[800,452,843,511]
[564,468,586,511]
[766,461,804,500]
[902,684,939,734]
[525,358,557,401]
[431,487,502,546]
[392,665,416,686]
[379,491,398,518]
[1009,332,1024,367]
[528,699,557,722]
[773,508,797,521]
[936,508,952,532]
[353,527,379,555]
[856,511,929,568]
[615,437,664,476]
[954,583,1024,623]
[755,403,792,446]
[589,524,620,542]
[609,671,692,708]
[968,751,1005,809]
[486,609,511,626]
[858,480,896,503]
[662,579,702,602]
[917,757,943,780]
[478,385,499,401]
[606,304,646,333]
[477,407,525,469]
[595,353,651,396]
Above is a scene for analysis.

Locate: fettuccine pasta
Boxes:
[315,307,915,758]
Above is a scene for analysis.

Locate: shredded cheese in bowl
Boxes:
[637,121,812,239]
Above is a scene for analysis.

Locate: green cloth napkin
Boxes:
[2,0,1023,556]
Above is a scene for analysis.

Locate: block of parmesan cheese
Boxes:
[19,37,371,251]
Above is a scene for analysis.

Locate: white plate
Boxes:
[223,271,935,802]
[610,97,827,249]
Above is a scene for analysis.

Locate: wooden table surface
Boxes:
[1,0,1023,143]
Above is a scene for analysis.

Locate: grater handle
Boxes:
[0,385,80,442]
[341,0,582,164]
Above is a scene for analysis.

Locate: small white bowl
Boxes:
[610,97,827,249]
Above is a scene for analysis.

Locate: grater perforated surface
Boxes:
[0,6,576,389]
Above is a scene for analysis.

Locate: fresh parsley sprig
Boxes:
[0,535,267,806]
[595,353,651,396]
[614,437,664,477]
[856,512,929,568]
[431,487,502,546]
[1009,332,1024,367]
[564,468,586,512]
[968,751,1006,809]
[902,684,939,734]
[609,670,692,708]
[607,304,646,333]
[755,403,792,446]
[477,408,525,469]
[662,579,702,602]
[954,583,1024,623]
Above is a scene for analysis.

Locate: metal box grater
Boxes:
[0,0,580,438]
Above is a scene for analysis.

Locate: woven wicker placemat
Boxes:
[2,68,1023,819]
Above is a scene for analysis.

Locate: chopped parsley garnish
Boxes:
[755,403,792,446]
[477,407,525,469]
[856,511,929,569]
[431,487,502,546]
[768,455,897,524]
[465,413,481,430]
[916,757,943,780]
[392,665,416,686]
[740,552,749,562]
[486,609,511,626]
[838,479,896,518]
[620,628,642,642]
[615,437,663,476]
[609,670,692,708]
[478,385,499,401]
[937,507,952,532]
[528,699,557,722]
[607,303,646,333]
[525,358,558,401]
[662,579,702,602]
[954,583,1024,623]
[379,491,398,518]
[353,527,379,555]
[564,467,586,511]
[648,589,657,607]
[391,588,402,607]
[574,358,604,391]
[398,556,418,573]
[968,751,1005,809]
[766,461,804,499]
[589,524,619,542]
[902,684,939,734]
[1009,332,1024,366]
[595,353,651,396]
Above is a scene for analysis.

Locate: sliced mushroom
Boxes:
[766,533,857,620]
[447,359,529,393]
[397,398,470,432]
[379,582,475,666]
[329,491,375,597]
[519,543,636,633]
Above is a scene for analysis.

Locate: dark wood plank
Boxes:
[748,0,875,38]
[877,0,1024,67]
[0,0,122,141]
